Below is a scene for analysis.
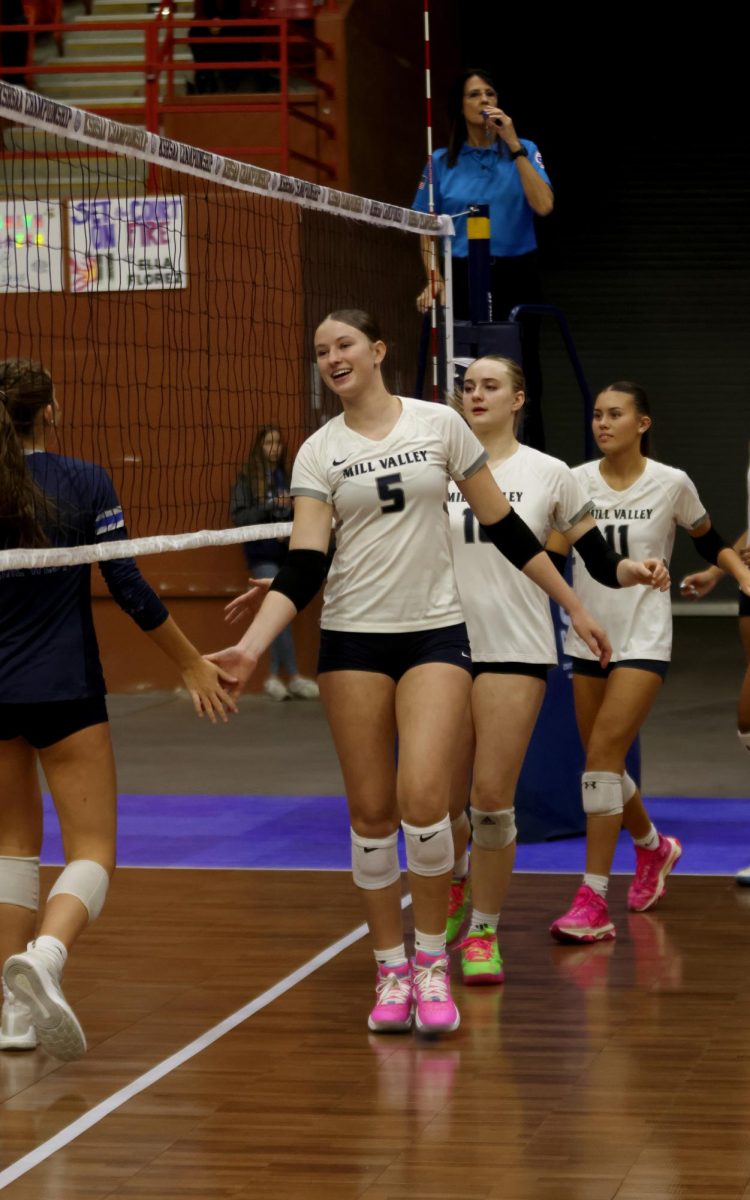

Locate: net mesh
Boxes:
[0,84,447,568]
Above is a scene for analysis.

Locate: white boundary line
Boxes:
[0,893,412,1190]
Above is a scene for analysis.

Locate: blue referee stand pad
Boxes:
[451,205,640,843]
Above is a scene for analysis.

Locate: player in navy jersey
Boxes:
[681,451,750,882]
[0,360,236,1060]
[213,309,616,1037]
[547,383,750,943]
[444,357,669,984]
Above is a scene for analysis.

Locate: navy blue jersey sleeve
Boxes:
[92,468,168,632]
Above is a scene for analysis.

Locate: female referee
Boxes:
[0,360,236,1060]
[212,309,637,1037]
[444,357,669,984]
[547,382,750,943]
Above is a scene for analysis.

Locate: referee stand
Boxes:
[423,203,641,842]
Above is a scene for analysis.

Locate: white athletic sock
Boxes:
[583,873,609,898]
[29,934,67,979]
[633,824,660,851]
[738,730,750,753]
[453,849,470,880]
[373,944,408,969]
[414,930,446,959]
[468,908,500,934]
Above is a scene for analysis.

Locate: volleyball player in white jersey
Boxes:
[548,383,750,942]
[444,357,668,984]
[681,450,750,882]
[212,309,613,1035]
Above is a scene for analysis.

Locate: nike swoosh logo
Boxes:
[363,847,378,853]
[419,832,438,842]
[332,457,348,466]
[461,652,470,659]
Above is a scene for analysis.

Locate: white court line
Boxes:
[0,894,412,1191]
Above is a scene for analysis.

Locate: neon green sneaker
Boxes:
[446,875,471,945]
[459,927,505,985]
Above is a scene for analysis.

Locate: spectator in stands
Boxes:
[0,0,29,87]
[188,0,276,94]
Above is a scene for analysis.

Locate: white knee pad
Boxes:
[739,730,750,753]
[0,856,40,911]
[470,807,517,850]
[351,829,401,891]
[621,772,638,803]
[401,815,453,877]
[582,771,624,816]
[48,859,110,923]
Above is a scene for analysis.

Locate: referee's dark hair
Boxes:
[598,380,652,456]
[446,67,498,169]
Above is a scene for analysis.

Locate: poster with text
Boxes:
[68,196,187,292]
[0,201,63,292]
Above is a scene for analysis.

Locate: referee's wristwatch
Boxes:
[509,145,528,160]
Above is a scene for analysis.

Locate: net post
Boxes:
[442,232,454,399]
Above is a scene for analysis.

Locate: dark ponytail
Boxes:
[0,360,54,549]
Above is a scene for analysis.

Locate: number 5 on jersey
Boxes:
[377,472,405,514]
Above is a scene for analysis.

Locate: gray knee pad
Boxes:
[739,730,750,753]
[582,771,624,816]
[0,856,40,911]
[621,772,638,803]
[351,829,401,891]
[401,815,453,877]
[470,806,517,850]
[48,859,110,923]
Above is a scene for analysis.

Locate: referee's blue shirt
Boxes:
[412,140,551,258]
[0,452,168,703]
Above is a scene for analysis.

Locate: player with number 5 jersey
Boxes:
[548,382,750,944]
[210,309,614,1038]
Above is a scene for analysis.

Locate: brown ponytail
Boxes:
[0,360,55,549]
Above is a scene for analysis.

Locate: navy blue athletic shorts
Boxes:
[318,623,472,682]
[569,657,669,681]
[0,696,109,750]
[472,661,550,681]
[739,592,750,618]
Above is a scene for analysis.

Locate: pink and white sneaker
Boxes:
[550,884,616,944]
[628,835,682,912]
[412,951,460,1034]
[368,963,413,1032]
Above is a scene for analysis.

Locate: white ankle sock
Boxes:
[453,849,470,880]
[414,930,446,958]
[738,729,750,753]
[373,944,408,969]
[30,935,67,979]
[583,873,609,898]
[633,824,660,850]
[468,908,500,934]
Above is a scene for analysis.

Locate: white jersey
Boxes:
[448,444,591,664]
[564,458,707,662]
[291,397,487,632]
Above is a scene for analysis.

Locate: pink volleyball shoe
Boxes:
[550,884,616,943]
[628,835,682,912]
[367,962,413,1033]
[412,951,460,1034]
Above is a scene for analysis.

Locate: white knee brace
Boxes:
[48,859,110,923]
[401,815,453,877]
[351,829,401,891]
[621,772,638,803]
[470,807,517,850]
[0,855,40,911]
[739,730,750,753]
[582,771,624,816]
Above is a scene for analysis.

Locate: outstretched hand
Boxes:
[181,657,239,723]
[679,569,719,600]
[224,577,273,626]
[205,645,259,703]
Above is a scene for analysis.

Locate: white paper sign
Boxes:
[0,200,63,292]
[68,195,187,292]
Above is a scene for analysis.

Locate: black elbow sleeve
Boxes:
[480,508,543,571]
[574,527,623,589]
[269,548,328,611]
[692,526,727,566]
[547,550,568,577]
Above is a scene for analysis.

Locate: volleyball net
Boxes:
[0,83,451,570]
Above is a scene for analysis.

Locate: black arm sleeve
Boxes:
[547,550,568,577]
[573,526,623,589]
[692,525,727,566]
[479,508,543,571]
[269,548,328,611]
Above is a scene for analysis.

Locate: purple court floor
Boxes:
[40,793,750,874]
